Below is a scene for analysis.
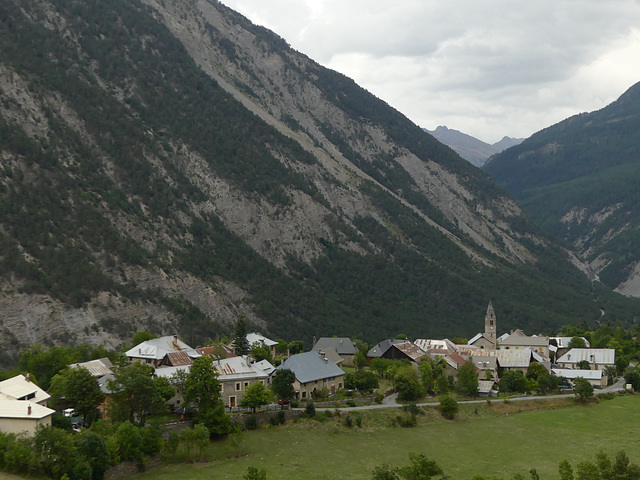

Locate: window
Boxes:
[302,391,307,398]
[236,383,241,391]
[244,382,249,388]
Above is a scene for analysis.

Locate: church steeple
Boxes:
[485,300,496,346]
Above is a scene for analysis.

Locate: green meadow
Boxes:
[131,394,640,480]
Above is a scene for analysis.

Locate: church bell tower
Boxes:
[485,300,496,347]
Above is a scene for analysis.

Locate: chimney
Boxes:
[324,357,328,363]
[25,373,30,383]
[28,405,32,416]
[312,336,317,347]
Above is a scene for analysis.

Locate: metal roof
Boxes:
[0,374,50,404]
[125,335,200,361]
[0,396,55,419]
[276,352,345,384]
[501,334,549,347]
[556,348,615,365]
[69,358,114,378]
[312,337,358,355]
[496,349,532,368]
[471,356,498,370]
[414,339,457,352]
[393,341,426,362]
[478,380,495,393]
[246,332,278,348]
[162,351,194,366]
[549,337,591,348]
[213,356,269,381]
[551,368,603,380]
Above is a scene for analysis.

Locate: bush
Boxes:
[245,416,258,430]
[355,414,362,427]
[374,392,384,404]
[394,412,417,428]
[344,415,353,428]
[346,399,356,407]
[304,402,316,417]
[439,396,458,420]
[403,403,421,416]
[269,411,286,426]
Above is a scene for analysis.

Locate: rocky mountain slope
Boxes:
[0,0,635,364]
[427,126,523,167]
[484,81,640,296]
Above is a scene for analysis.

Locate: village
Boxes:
[0,301,620,438]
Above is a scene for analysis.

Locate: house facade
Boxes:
[0,396,54,436]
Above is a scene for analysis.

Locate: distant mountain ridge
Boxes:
[484,81,640,296]
[426,126,523,167]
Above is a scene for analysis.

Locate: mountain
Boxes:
[0,0,636,364]
[427,126,523,167]
[484,81,640,295]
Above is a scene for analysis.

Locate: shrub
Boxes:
[395,412,417,428]
[374,392,384,404]
[344,415,353,428]
[403,403,421,416]
[304,402,316,417]
[269,411,286,426]
[346,399,356,407]
[439,396,458,420]
[355,414,362,427]
[245,416,258,430]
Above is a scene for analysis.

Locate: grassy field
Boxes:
[130,394,640,480]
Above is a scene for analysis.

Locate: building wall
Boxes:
[221,378,266,408]
[295,375,345,400]
[0,416,51,437]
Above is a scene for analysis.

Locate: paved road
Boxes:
[315,377,628,412]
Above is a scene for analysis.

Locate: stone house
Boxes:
[312,337,358,366]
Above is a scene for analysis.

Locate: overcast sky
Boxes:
[220,0,640,144]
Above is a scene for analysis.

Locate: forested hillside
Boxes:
[484,81,640,295]
[0,0,637,364]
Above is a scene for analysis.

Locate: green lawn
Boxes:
[133,395,640,480]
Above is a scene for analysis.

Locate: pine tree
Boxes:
[233,317,250,356]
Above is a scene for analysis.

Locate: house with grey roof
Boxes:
[556,348,615,371]
[276,351,345,400]
[312,337,358,366]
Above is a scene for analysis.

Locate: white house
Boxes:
[125,335,200,367]
[0,395,54,436]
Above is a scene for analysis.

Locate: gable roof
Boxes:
[246,332,278,348]
[414,338,457,353]
[0,396,55,420]
[0,374,50,404]
[496,349,532,368]
[196,344,237,359]
[69,358,113,378]
[501,333,549,347]
[253,359,276,376]
[478,380,495,394]
[276,352,344,384]
[393,341,426,362]
[468,333,495,346]
[471,356,498,370]
[316,347,344,365]
[556,348,615,365]
[161,351,194,367]
[551,368,603,381]
[312,337,358,355]
[125,335,199,361]
[213,356,269,381]
[367,339,405,357]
